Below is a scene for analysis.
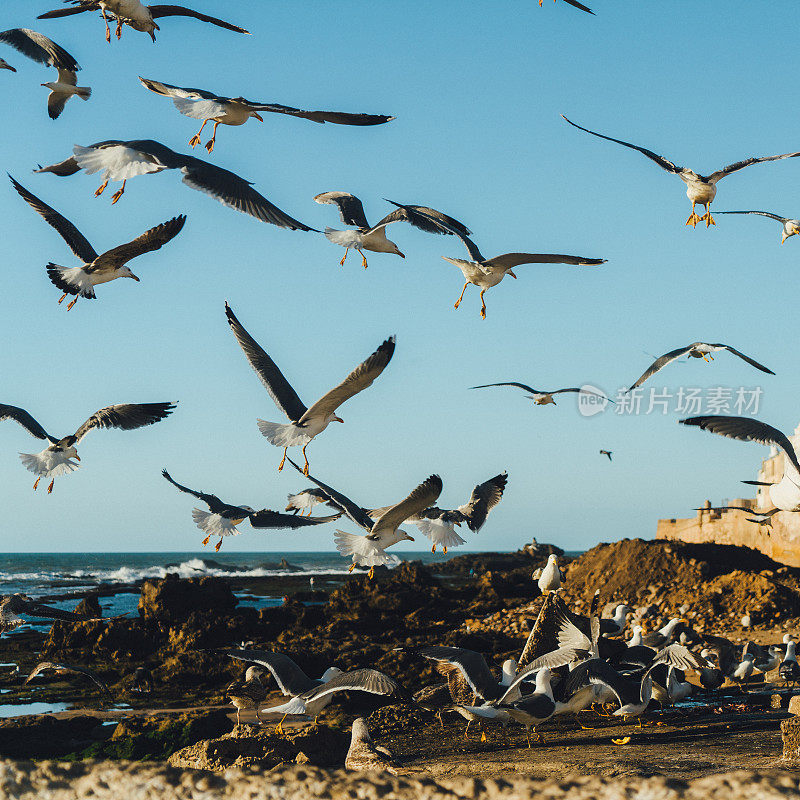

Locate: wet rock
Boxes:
[0,714,109,759]
[73,595,102,618]
[138,575,237,623]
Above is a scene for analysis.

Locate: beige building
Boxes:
[656,424,800,566]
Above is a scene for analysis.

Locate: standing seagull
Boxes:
[38,1,249,43]
[161,469,341,551]
[561,115,800,228]
[10,176,185,310]
[0,402,176,493]
[715,210,800,244]
[599,450,612,461]
[289,459,441,578]
[35,140,313,229]
[626,342,774,391]
[0,29,90,119]
[534,553,565,592]
[394,204,605,319]
[314,193,471,269]
[345,718,399,774]
[680,416,800,512]
[225,302,395,475]
[139,78,394,154]
[470,382,611,407]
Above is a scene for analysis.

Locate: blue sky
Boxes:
[0,1,797,554]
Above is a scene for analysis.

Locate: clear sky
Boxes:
[0,1,798,554]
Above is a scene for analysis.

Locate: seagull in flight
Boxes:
[38,1,249,44]
[288,458,441,578]
[225,302,395,475]
[0,401,176,493]
[35,140,313,229]
[470,382,612,407]
[626,342,774,391]
[11,176,185,311]
[599,450,612,461]
[161,469,341,551]
[139,78,394,154]
[562,115,800,228]
[393,204,605,319]
[715,210,800,244]
[0,29,90,119]
[680,416,800,513]
[314,193,471,269]
[0,593,111,633]
[26,661,111,697]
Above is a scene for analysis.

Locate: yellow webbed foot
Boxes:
[33,477,40,491]
[480,730,487,742]
[47,479,54,494]
[368,567,375,580]
[431,545,436,553]
[111,188,125,205]
[205,140,216,154]
[685,212,701,228]
[215,539,223,552]
[94,180,108,198]
[189,135,202,148]
[703,213,716,227]
[201,535,211,546]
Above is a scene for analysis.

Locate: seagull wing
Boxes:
[224,303,307,422]
[145,6,250,33]
[497,646,585,704]
[458,472,508,532]
[248,510,342,529]
[374,475,443,533]
[715,210,789,223]
[72,402,177,444]
[301,668,404,702]
[47,91,70,120]
[285,458,375,532]
[0,28,79,71]
[161,469,229,513]
[561,0,594,12]
[561,115,682,173]
[8,596,90,622]
[707,152,800,183]
[95,215,186,267]
[627,344,695,390]
[645,644,710,676]
[138,77,230,118]
[481,253,607,273]
[299,336,396,425]
[0,404,53,441]
[680,416,800,475]
[565,659,636,707]
[246,102,393,127]
[38,6,97,20]
[221,649,319,696]
[470,381,539,394]
[554,608,594,655]
[413,646,499,700]
[10,175,98,261]
[718,345,775,375]
[138,78,224,103]
[313,191,370,228]
[26,661,110,696]
[374,201,472,237]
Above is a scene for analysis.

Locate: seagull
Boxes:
[26,661,110,697]
[715,210,800,244]
[561,115,800,228]
[10,176,185,310]
[627,343,774,391]
[0,29,90,119]
[161,469,341,551]
[38,1,249,44]
[694,505,778,526]
[680,416,800,512]
[440,703,511,741]
[534,553,565,592]
[411,472,507,553]
[470,381,612,407]
[35,140,314,229]
[285,488,332,516]
[641,618,683,649]
[394,203,605,319]
[0,593,110,633]
[225,302,395,474]
[502,668,557,747]
[222,649,343,697]
[226,670,268,725]
[539,0,594,13]
[601,604,631,635]
[314,193,471,269]
[780,639,800,687]
[345,718,399,774]
[289,459,441,578]
[732,648,755,690]
[0,58,16,71]
[139,78,394,154]
[0,401,176,493]
[599,450,612,461]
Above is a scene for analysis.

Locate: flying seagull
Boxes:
[35,140,313,229]
[394,204,605,318]
[0,29,90,119]
[38,1,249,43]
[10,176,185,310]
[561,115,800,228]
[539,0,594,13]
[161,469,341,551]
[26,661,110,697]
[225,302,395,475]
[139,78,394,154]
[314,194,471,269]
[694,505,778,526]
[715,210,800,244]
[0,593,111,633]
[285,488,331,516]
[0,401,176,493]
[599,449,612,461]
[680,416,800,512]
[288,458,441,578]
[627,342,774,391]
[470,382,612,407]
[0,58,16,71]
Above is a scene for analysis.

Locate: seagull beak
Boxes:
[405,534,415,542]
[508,271,517,279]
[253,112,264,122]
[397,251,405,259]
[74,455,80,461]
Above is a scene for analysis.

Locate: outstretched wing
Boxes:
[0,28,79,71]
[561,0,594,12]
[301,668,404,703]
[224,302,307,422]
[38,5,98,21]
[221,649,319,696]
[482,252,606,272]
[410,645,499,700]
[146,6,250,33]
[314,191,370,228]
[374,475,443,532]
[0,404,52,441]
[561,115,682,173]
[247,102,393,127]
[161,468,229,513]
[708,152,800,183]
[374,201,472,237]
[715,210,789,224]
[299,336,396,424]
[459,472,508,532]
[73,402,177,443]
[248,510,342,529]
[26,661,110,696]
[680,416,800,475]
[627,345,695,391]
[96,215,186,267]
[470,381,539,394]
[719,345,775,375]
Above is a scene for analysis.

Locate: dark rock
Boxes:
[73,595,102,618]
[138,576,237,623]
